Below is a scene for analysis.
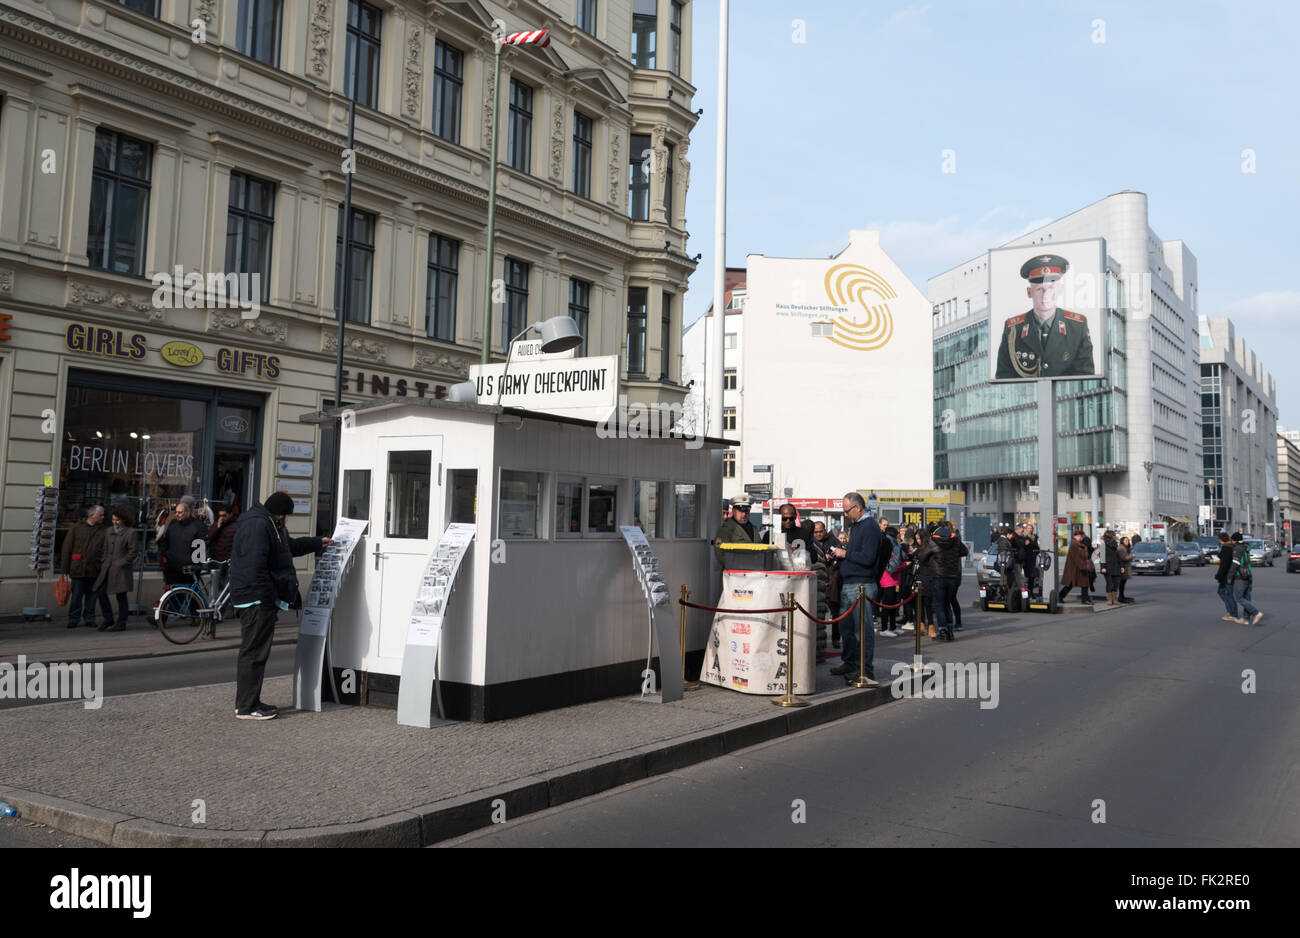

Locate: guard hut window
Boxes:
[343,470,371,522]
[635,481,668,538]
[88,128,153,276]
[674,483,704,539]
[448,470,477,524]
[556,478,583,538]
[587,481,619,534]
[237,0,282,67]
[432,41,463,143]
[385,451,430,540]
[499,470,545,540]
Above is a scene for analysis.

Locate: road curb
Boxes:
[0,680,900,847]
[0,635,298,667]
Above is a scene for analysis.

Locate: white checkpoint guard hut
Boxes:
[306,398,729,723]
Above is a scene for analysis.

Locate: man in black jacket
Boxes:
[917,522,969,641]
[157,495,208,587]
[773,503,814,552]
[229,493,329,720]
[829,493,881,683]
[1213,532,1241,623]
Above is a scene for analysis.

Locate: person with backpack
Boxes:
[1229,532,1264,625]
[877,525,905,637]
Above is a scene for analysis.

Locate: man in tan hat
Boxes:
[714,494,759,566]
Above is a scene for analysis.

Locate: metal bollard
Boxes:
[848,584,877,689]
[680,584,700,692]
[771,591,808,708]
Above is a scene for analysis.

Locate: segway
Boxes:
[1020,550,1059,614]
[979,548,1020,612]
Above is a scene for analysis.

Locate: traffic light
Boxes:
[0,312,11,341]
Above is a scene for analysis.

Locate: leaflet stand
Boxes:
[24,485,58,622]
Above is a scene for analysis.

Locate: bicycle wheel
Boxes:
[157,587,209,645]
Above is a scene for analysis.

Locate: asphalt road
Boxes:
[446,560,1300,847]
[0,644,296,711]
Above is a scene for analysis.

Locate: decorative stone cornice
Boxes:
[196,0,216,25]
[208,309,288,343]
[324,333,388,362]
[414,349,472,377]
[0,268,12,295]
[68,281,162,321]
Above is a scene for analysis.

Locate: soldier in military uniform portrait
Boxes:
[994,253,1096,379]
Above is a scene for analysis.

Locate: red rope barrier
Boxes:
[792,596,862,625]
[679,600,795,615]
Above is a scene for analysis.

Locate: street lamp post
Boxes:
[481,28,551,365]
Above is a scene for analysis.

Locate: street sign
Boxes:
[744,484,772,499]
[753,464,772,473]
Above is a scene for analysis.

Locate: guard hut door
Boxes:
[369,436,443,670]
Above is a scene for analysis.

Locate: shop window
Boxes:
[635,480,668,538]
[556,479,583,537]
[88,128,153,276]
[345,0,382,109]
[237,0,282,67]
[448,470,477,524]
[587,481,619,534]
[499,470,544,539]
[343,470,371,521]
[675,483,704,538]
[385,451,430,539]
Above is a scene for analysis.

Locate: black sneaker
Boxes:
[253,700,279,714]
[829,664,853,675]
[235,707,277,721]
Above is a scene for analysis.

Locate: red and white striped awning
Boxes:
[502,29,551,48]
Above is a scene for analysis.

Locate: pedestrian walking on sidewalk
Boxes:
[60,504,109,629]
[1100,530,1122,605]
[1214,532,1242,623]
[93,507,137,631]
[228,493,329,720]
[1229,532,1264,625]
[157,495,208,587]
[1058,529,1093,605]
[1117,537,1135,604]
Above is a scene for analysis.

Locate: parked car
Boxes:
[1131,541,1182,576]
[1288,546,1300,573]
[1175,542,1206,566]
[1246,539,1274,567]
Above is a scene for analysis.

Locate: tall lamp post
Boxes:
[481,28,552,365]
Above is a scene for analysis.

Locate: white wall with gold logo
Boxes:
[741,230,934,502]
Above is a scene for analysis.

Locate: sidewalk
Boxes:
[0,643,959,847]
[0,614,299,666]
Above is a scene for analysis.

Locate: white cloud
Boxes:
[863,215,1054,287]
[1219,290,1300,323]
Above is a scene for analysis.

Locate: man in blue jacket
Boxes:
[829,492,881,684]
[229,493,329,720]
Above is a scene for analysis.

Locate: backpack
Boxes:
[1233,543,1253,582]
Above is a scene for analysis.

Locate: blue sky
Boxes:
[681,1,1300,423]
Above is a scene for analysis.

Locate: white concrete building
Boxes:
[928,191,1202,537]
[680,268,744,487]
[1198,316,1278,538]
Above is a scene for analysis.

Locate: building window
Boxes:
[628,133,651,220]
[426,235,459,342]
[627,287,648,375]
[432,41,463,143]
[664,141,675,221]
[88,128,153,276]
[724,333,737,349]
[572,112,593,199]
[632,0,657,68]
[661,292,674,380]
[345,0,382,108]
[577,0,597,35]
[569,279,591,357]
[236,0,282,67]
[503,258,529,352]
[114,0,158,14]
[670,1,683,75]
[508,79,533,173]
[335,205,376,324]
[723,451,736,478]
[225,172,275,304]
[724,368,737,390]
[723,407,736,431]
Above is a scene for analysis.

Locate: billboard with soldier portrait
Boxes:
[988,239,1106,383]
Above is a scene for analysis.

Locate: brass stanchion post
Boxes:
[913,575,924,673]
[848,584,877,688]
[771,591,808,708]
[681,584,700,692]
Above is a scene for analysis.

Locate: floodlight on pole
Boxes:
[481,28,551,366]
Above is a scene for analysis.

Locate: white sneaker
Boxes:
[1221,615,1236,621]
[902,623,915,631]
[1251,612,1264,625]
[1232,617,1249,625]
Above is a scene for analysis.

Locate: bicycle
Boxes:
[155,561,232,645]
